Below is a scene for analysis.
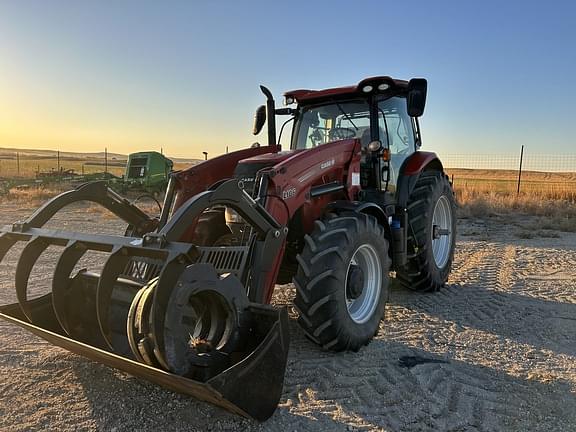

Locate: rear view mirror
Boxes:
[407,78,427,117]
[253,105,266,135]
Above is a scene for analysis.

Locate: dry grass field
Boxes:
[445,169,576,233]
[447,168,576,199]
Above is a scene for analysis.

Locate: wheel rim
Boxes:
[431,195,453,269]
[345,244,382,324]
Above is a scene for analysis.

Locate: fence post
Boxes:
[517,145,524,195]
[57,151,60,174]
[105,148,108,174]
[16,152,20,176]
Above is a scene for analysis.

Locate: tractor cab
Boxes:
[280,77,426,195]
[288,96,416,192]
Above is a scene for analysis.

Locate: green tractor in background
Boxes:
[112,151,173,195]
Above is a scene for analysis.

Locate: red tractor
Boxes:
[0,76,455,420]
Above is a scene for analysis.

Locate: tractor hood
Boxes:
[234,150,304,193]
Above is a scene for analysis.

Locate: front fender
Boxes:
[325,201,393,256]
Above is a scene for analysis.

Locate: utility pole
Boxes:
[57,151,60,173]
[226,146,229,154]
[105,148,108,174]
[16,152,20,175]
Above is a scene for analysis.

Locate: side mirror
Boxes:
[407,78,427,117]
[253,105,266,135]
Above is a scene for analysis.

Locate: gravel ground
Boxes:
[0,203,575,431]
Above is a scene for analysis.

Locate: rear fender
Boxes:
[396,151,443,208]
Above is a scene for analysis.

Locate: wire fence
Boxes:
[1,147,575,198]
[440,147,576,197]
[440,152,576,173]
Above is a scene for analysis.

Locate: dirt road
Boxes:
[0,204,575,431]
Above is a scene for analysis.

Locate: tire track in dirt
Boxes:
[277,240,526,430]
[381,237,576,431]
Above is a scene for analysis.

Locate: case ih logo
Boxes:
[282,187,296,199]
[320,159,335,169]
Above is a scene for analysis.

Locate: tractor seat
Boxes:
[360,128,371,148]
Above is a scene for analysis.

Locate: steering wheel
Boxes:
[328,127,356,141]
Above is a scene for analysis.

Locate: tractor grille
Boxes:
[122,246,249,284]
[197,246,249,277]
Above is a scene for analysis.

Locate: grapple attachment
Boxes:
[0,180,289,421]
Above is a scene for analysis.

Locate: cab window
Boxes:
[294,101,370,149]
[377,97,415,155]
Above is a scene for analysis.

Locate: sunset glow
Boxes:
[0,1,574,158]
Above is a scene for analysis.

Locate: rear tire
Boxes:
[397,171,456,292]
[294,212,390,352]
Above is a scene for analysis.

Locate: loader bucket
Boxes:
[0,297,289,420]
[0,180,290,421]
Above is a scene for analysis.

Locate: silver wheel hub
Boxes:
[345,244,382,324]
[431,195,453,269]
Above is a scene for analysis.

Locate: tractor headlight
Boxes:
[377,83,390,91]
[284,96,295,105]
[361,85,373,93]
[368,140,382,152]
[225,207,242,224]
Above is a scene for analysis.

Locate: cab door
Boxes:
[377,97,416,193]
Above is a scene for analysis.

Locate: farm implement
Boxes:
[0,76,456,421]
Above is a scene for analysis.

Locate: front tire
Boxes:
[397,171,456,292]
[293,212,390,352]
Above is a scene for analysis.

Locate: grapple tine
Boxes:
[125,283,149,364]
[96,246,132,351]
[0,232,18,263]
[148,256,190,371]
[15,237,52,323]
[52,240,89,336]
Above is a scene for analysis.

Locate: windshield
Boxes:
[293,101,370,149]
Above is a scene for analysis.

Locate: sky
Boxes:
[0,1,574,159]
